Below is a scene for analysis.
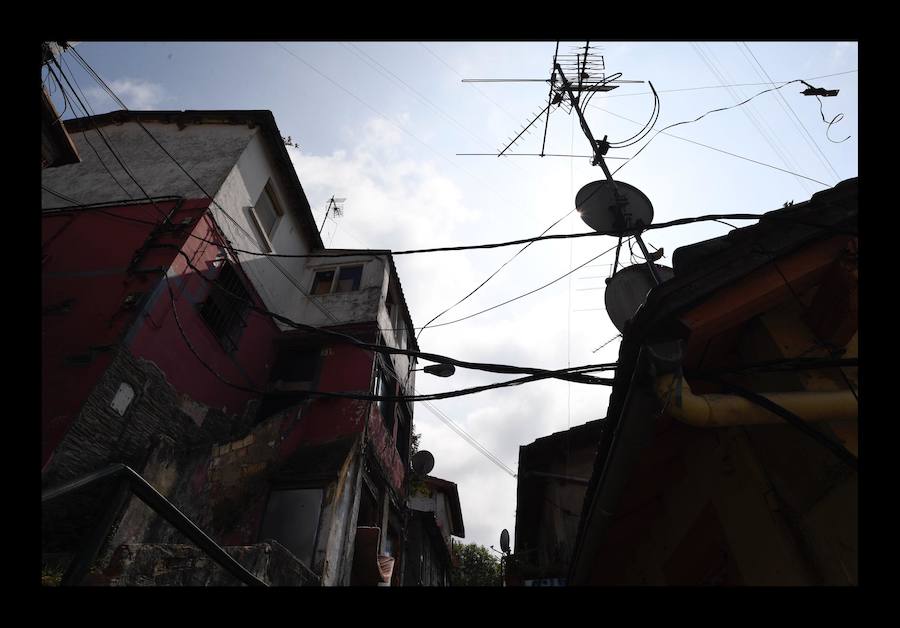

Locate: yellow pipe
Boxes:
[656,374,858,428]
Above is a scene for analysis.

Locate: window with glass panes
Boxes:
[311,265,363,295]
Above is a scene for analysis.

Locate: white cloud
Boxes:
[85,77,170,111]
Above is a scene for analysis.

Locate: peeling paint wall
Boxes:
[41,198,208,467]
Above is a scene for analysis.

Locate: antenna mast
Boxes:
[319,195,346,235]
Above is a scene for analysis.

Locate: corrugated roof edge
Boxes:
[567,176,859,583]
[63,109,324,252]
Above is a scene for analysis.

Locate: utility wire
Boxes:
[164,270,614,404]
[739,43,842,183]
[376,353,518,477]
[692,43,813,198]
[416,207,575,340]
[587,70,858,99]
[160,244,619,385]
[342,42,529,177]
[52,55,168,219]
[590,104,832,187]
[59,46,564,480]
[273,42,532,215]
[612,73,828,182]
[45,189,852,259]
[419,42,522,123]
[422,240,621,330]
[719,380,857,470]
[68,46,343,326]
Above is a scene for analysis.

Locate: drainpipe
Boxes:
[656,373,858,428]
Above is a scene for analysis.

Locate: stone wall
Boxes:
[95,541,320,586]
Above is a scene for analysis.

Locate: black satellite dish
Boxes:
[500,529,510,554]
[604,263,674,332]
[576,179,654,235]
[411,450,435,476]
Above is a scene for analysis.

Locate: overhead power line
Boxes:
[44,189,852,258]
[739,43,842,183]
[587,70,858,99]
[611,72,835,183]
[590,105,835,187]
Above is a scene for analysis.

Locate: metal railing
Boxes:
[42,463,268,587]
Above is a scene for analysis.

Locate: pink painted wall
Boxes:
[42,199,207,466]
[127,213,280,417]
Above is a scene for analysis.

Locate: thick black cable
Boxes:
[165,267,614,403]
[52,56,167,221]
[163,243,616,384]
[689,357,858,378]
[608,82,660,148]
[719,380,857,470]
[46,64,136,201]
[43,189,855,258]
[815,95,851,143]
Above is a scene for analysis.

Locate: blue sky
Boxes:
[46,41,858,552]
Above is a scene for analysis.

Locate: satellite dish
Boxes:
[411,450,435,476]
[576,180,654,235]
[605,263,674,332]
[500,529,510,554]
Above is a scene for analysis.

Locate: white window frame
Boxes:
[248,181,284,253]
[311,264,364,295]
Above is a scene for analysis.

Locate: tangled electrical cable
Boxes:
[606,81,660,149]
[612,78,814,178]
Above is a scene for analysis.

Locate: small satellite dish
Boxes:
[500,529,510,554]
[605,263,674,332]
[576,180,654,235]
[411,450,435,476]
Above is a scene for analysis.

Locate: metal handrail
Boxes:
[42,463,268,587]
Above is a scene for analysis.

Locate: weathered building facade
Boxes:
[567,178,858,585]
[403,476,464,586]
[505,419,604,586]
[42,110,420,586]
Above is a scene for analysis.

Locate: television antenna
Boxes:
[463,42,669,331]
[459,41,648,160]
[319,195,346,234]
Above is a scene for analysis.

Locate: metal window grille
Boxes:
[199,262,251,352]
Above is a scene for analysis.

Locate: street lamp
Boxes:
[412,363,456,378]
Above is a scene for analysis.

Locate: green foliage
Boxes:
[41,562,64,587]
[450,541,500,586]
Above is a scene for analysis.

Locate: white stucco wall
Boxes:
[208,129,321,323]
[41,121,254,208]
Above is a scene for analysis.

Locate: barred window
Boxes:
[199,262,251,352]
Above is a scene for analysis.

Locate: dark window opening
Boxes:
[312,265,364,295]
[358,482,380,528]
[257,346,320,423]
[312,270,335,295]
[374,362,396,431]
[396,405,411,467]
[199,262,250,352]
[336,265,363,292]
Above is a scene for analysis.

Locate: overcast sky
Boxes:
[47,41,858,551]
